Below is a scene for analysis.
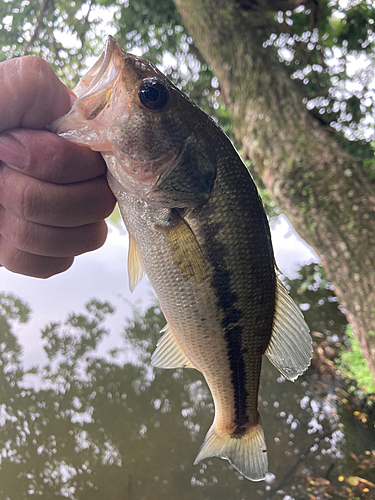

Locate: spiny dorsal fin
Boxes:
[151,324,196,370]
[265,277,312,381]
[128,233,146,293]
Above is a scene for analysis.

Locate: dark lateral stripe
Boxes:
[200,218,249,431]
[225,325,250,432]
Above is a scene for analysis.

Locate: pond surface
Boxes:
[0,219,374,500]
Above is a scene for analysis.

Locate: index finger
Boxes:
[0,56,72,132]
[0,129,107,184]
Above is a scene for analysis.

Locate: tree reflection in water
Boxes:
[0,265,374,499]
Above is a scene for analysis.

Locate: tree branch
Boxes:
[237,0,306,13]
[23,0,50,55]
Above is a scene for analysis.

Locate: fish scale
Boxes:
[193,150,275,431]
[112,138,274,436]
[52,35,312,482]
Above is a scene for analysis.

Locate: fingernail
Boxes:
[0,133,30,169]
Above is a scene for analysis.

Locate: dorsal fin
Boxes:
[151,324,196,370]
[128,234,146,293]
[265,276,312,381]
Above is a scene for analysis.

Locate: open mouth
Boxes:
[73,36,124,99]
[49,36,126,150]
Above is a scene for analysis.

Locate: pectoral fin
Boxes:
[128,234,146,293]
[151,324,196,369]
[265,276,312,381]
[160,212,207,284]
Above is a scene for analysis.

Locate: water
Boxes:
[0,222,374,500]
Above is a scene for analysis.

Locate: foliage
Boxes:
[2,0,374,195]
[0,295,214,499]
[282,263,347,338]
[122,302,166,363]
[282,265,375,394]
[0,289,374,497]
[0,0,222,117]
[0,1,372,129]
[42,299,114,365]
[2,1,374,147]
[337,324,375,394]
[0,0,97,83]
[0,292,30,387]
[261,0,375,145]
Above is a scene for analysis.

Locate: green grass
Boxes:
[337,325,375,394]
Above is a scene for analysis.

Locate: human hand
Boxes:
[0,56,116,278]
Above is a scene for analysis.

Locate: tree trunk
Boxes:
[173,0,375,381]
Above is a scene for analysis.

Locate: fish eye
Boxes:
[138,78,169,110]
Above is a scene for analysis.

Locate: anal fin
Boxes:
[265,276,312,381]
[128,233,146,293]
[151,324,196,370]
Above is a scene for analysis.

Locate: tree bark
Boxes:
[173,0,375,380]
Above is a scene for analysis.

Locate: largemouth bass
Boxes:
[52,36,312,481]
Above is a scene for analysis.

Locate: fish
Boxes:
[51,36,312,482]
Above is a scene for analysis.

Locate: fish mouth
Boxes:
[72,36,123,100]
[50,36,126,149]
[51,36,185,199]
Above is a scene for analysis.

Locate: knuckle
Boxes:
[0,243,25,274]
[27,56,52,75]
[0,239,74,278]
[97,183,117,219]
[79,179,115,224]
[73,222,108,256]
[11,219,35,253]
[0,208,42,255]
[0,168,40,222]
[88,221,108,252]
[17,178,40,221]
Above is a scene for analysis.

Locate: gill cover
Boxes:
[52,36,217,207]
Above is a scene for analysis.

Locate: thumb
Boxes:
[0,56,73,133]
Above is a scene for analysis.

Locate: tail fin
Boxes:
[194,423,267,481]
